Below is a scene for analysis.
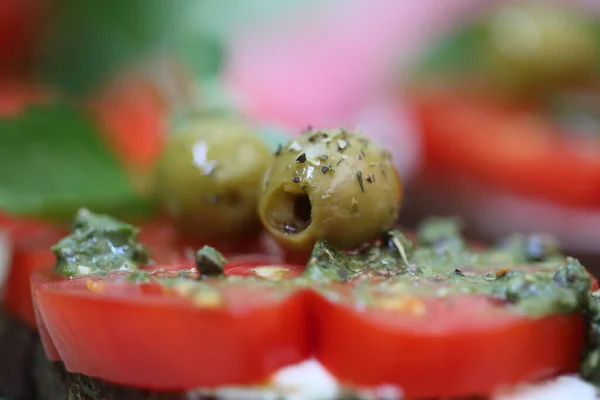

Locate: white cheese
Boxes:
[494,375,597,400]
[188,360,598,400]
[271,358,340,400]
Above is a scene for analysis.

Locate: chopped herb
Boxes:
[195,246,227,277]
[292,176,301,183]
[321,166,330,174]
[274,144,283,157]
[366,175,373,183]
[336,159,344,166]
[360,149,366,158]
[356,171,365,193]
[453,269,465,277]
[303,229,411,282]
[52,209,149,278]
[296,153,307,163]
[582,290,600,383]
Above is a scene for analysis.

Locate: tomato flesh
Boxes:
[92,76,166,172]
[411,88,600,208]
[32,270,310,390]
[1,214,65,327]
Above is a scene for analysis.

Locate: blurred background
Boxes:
[2,0,600,271]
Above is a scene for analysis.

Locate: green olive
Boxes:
[482,3,598,94]
[258,128,402,252]
[155,115,272,238]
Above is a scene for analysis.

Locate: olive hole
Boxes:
[292,194,312,233]
[265,189,313,235]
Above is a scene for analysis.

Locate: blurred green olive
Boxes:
[258,128,403,252]
[155,115,273,238]
[482,3,598,94]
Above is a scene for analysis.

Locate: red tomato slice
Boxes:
[1,213,287,329]
[1,214,65,327]
[32,269,310,390]
[3,231,61,328]
[312,284,585,398]
[92,75,167,172]
[411,88,600,208]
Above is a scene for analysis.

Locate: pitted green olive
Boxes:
[258,128,403,252]
[482,3,598,94]
[155,115,272,238]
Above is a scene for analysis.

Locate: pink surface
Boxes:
[225,0,494,179]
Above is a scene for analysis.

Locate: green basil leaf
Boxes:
[0,102,154,221]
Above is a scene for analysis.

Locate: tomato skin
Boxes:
[411,89,600,208]
[92,75,167,173]
[1,215,65,327]
[32,274,311,390]
[312,292,585,398]
[4,236,58,328]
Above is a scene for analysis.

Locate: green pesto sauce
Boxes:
[582,290,600,385]
[303,217,591,317]
[52,208,149,278]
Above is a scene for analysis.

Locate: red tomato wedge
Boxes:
[32,260,309,390]
[411,88,600,208]
[312,282,586,398]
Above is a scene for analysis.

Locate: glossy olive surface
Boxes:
[259,128,403,252]
[482,3,598,94]
[155,115,273,238]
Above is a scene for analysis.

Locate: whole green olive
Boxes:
[258,128,403,252]
[155,115,273,238]
[482,3,598,95]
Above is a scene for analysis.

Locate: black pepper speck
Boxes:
[296,153,307,163]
